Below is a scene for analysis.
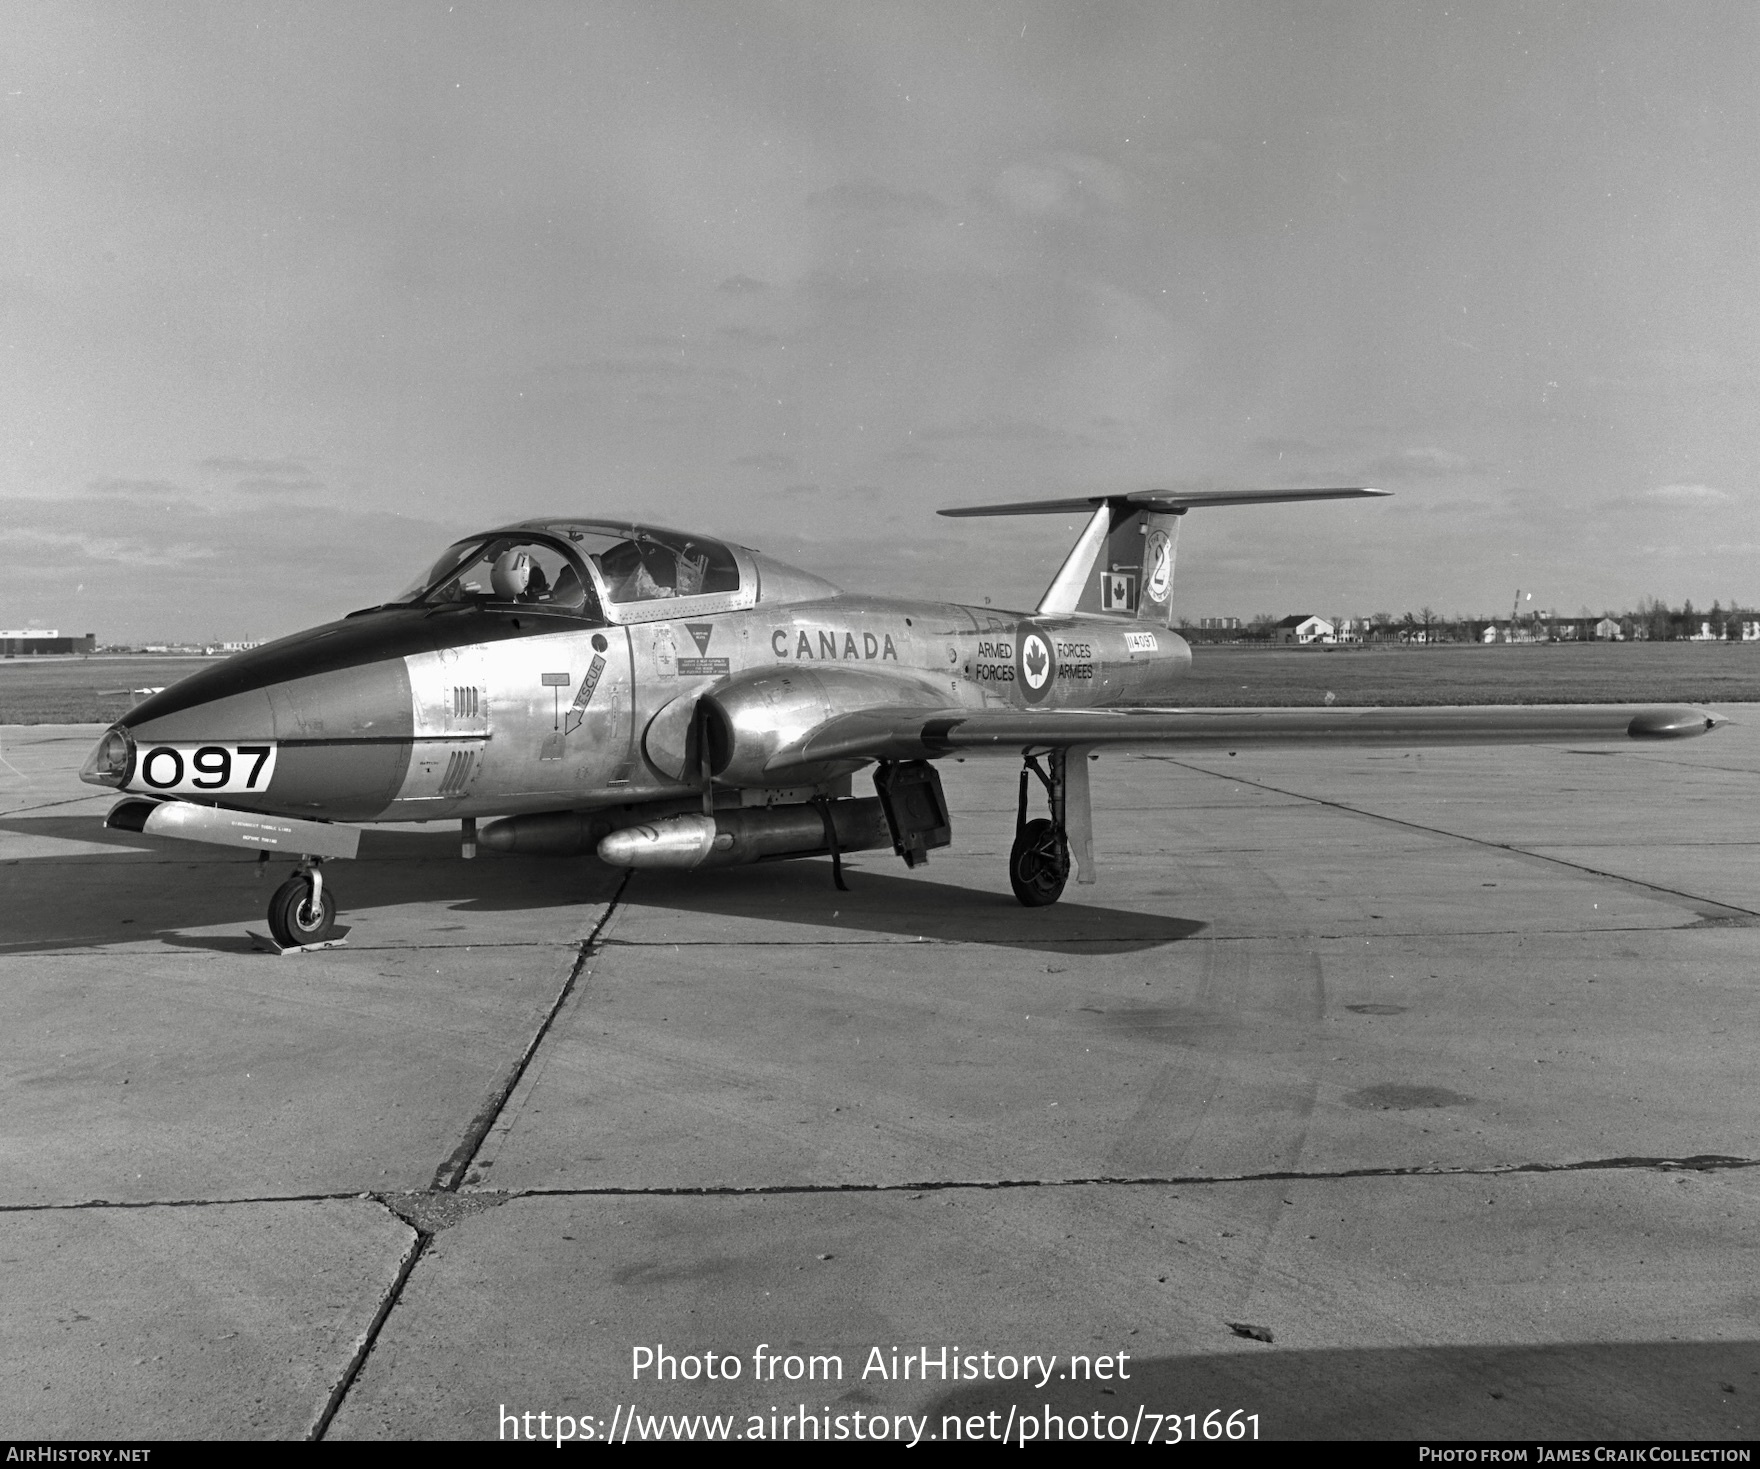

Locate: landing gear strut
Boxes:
[1011,751,1071,907]
[266,859,338,948]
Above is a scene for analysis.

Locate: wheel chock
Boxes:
[247,926,352,955]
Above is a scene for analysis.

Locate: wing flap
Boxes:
[769,704,1726,771]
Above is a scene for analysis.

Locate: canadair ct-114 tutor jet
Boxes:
[81,489,1725,950]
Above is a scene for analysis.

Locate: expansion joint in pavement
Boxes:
[0,1188,368,1214]
[1149,756,1760,922]
[503,1151,1758,1199]
[307,1227,428,1442]
[304,875,632,1441]
[429,869,631,1193]
[4,1151,1752,1219]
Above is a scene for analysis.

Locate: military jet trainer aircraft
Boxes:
[82,489,1724,949]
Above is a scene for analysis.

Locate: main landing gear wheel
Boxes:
[267,874,337,948]
[1010,817,1070,907]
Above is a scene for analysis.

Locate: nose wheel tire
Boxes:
[1010,817,1070,907]
[267,874,338,948]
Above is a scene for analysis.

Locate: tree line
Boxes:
[1179,599,1755,644]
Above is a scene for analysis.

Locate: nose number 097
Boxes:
[136,742,277,795]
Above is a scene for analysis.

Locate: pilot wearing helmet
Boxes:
[490,547,552,603]
[490,548,533,600]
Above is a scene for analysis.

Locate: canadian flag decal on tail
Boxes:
[1100,569,1137,613]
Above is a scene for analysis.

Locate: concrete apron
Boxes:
[2,722,1756,1439]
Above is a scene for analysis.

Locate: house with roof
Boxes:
[1276,614,1334,645]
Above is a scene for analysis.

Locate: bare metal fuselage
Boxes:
[98,588,1191,825]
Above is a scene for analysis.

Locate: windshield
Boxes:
[394,535,601,618]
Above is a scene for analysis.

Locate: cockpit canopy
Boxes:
[392,520,753,624]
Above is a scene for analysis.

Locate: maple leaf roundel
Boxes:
[1017,626,1054,704]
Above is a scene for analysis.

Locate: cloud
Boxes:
[0,526,218,567]
[235,476,325,494]
[990,152,1133,221]
[198,456,311,476]
[84,477,191,499]
[1360,447,1479,479]
[918,417,1092,446]
[1254,435,1333,458]
[718,275,768,294]
[0,494,472,640]
[1644,483,1734,505]
[807,180,947,224]
[536,358,745,383]
[717,325,781,346]
[730,451,798,472]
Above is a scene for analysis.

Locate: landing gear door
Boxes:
[873,760,952,868]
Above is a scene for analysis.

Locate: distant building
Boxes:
[1483,622,1537,644]
[1275,614,1334,645]
[1744,621,1760,642]
[0,630,95,655]
[1688,621,1720,642]
[217,639,264,652]
[1195,617,1241,631]
[1593,617,1623,641]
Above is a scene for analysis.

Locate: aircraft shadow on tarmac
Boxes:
[620,861,1205,953]
[0,817,1203,956]
[923,1340,1758,1440]
[0,817,620,954]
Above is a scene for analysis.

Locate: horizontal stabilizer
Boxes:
[938,487,1388,517]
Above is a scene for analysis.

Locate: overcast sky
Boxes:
[4,2,1757,640]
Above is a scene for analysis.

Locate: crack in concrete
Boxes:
[8,1150,1752,1217]
[603,917,1746,948]
[0,1189,377,1213]
[304,872,632,1440]
[306,1225,427,1442]
[496,1153,1759,1197]
[1148,757,1760,922]
[430,870,630,1193]
[0,795,118,817]
[1,941,589,958]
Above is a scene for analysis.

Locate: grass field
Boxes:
[0,656,219,725]
[1172,640,1760,707]
[3,641,1757,725]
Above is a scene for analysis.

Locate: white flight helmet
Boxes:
[490,548,533,600]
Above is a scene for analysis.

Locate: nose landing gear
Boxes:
[255,858,351,953]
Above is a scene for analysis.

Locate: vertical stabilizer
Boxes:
[1036,504,1112,616]
[1043,502,1184,628]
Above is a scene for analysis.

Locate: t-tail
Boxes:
[938,486,1388,629]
